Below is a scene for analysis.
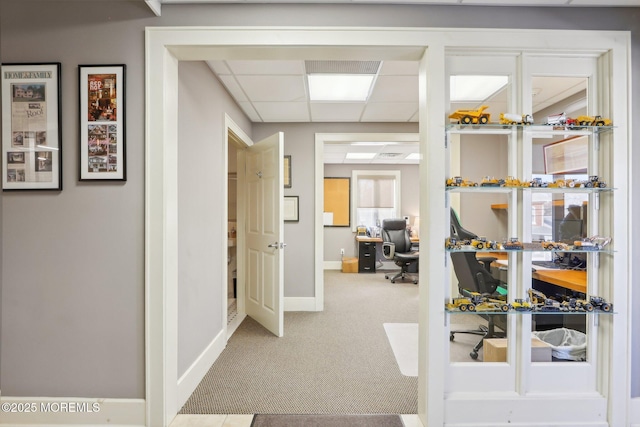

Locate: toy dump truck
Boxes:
[575,115,612,127]
[449,105,491,125]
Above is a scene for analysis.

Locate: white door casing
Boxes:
[244,133,285,337]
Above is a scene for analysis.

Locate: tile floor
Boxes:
[169,414,421,427]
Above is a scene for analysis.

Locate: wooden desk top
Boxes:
[489,256,586,294]
[532,269,586,294]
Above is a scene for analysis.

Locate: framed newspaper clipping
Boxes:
[1,63,62,191]
[79,64,126,181]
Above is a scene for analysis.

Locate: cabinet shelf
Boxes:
[446,123,613,135]
[446,185,614,193]
[445,247,613,255]
[445,309,615,315]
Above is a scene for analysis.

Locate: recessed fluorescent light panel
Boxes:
[345,152,377,160]
[306,60,380,102]
[308,74,375,101]
[450,75,509,102]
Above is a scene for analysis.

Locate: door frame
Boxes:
[145,26,631,427]
[224,115,252,339]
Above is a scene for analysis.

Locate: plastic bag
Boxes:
[532,328,587,361]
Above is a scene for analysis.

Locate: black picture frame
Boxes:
[79,64,126,181]
[1,62,62,191]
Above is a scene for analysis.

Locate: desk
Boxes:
[492,258,587,294]
[532,269,586,294]
[355,235,419,273]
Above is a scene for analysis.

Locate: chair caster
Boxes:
[450,333,455,341]
[390,279,396,284]
[470,351,479,360]
[413,279,418,284]
[385,274,390,279]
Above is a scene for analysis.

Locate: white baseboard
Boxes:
[284,297,318,311]
[0,397,144,426]
[324,261,342,270]
[631,397,640,425]
[177,329,226,409]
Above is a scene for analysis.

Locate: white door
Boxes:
[244,132,284,337]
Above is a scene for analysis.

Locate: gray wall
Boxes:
[1,0,638,399]
[177,62,252,377]
[324,163,420,261]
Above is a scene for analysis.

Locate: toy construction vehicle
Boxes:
[589,296,613,312]
[545,112,568,126]
[504,176,526,187]
[575,115,612,127]
[481,176,505,187]
[502,237,524,250]
[471,236,498,250]
[528,177,549,188]
[499,113,534,125]
[541,240,570,251]
[445,237,462,250]
[511,298,533,312]
[445,294,483,312]
[449,105,491,125]
[446,176,478,187]
[573,235,612,251]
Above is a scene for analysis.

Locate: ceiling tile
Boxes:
[310,103,365,122]
[253,102,310,122]
[369,75,419,102]
[236,75,307,102]
[238,102,262,122]
[218,75,249,102]
[226,60,305,75]
[362,102,418,122]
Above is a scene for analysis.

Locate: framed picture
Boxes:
[284,155,292,188]
[543,135,588,175]
[79,64,126,181]
[284,196,299,222]
[1,63,62,191]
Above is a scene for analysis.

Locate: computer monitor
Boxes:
[553,219,583,243]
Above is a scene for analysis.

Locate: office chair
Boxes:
[381,218,419,284]
[449,208,506,359]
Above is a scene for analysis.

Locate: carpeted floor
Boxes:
[250,414,404,427]
[180,270,419,415]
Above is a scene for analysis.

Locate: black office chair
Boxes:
[449,208,506,359]
[381,218,419,284]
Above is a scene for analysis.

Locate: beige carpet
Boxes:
[180,270,419,414]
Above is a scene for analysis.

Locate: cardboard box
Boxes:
[483,337,552,362]
[341,257,358,273]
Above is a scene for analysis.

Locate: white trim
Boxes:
[324,261,342,270]
[146,26,633,427]
[145,0,161,16]
[176,330,226,410]
[0,397,145,426]
[284,297,319,312]
[631,397,640,425]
